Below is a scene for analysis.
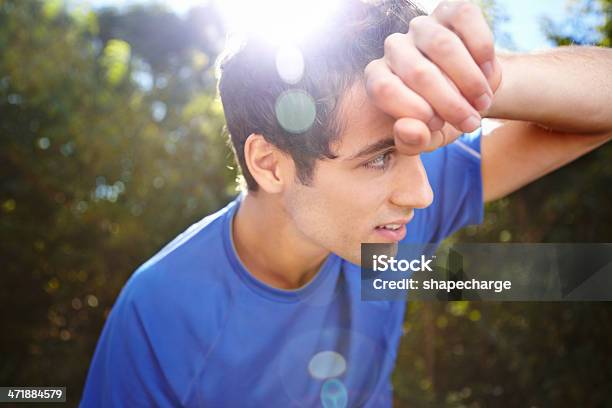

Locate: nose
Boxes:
[389,155,434,210]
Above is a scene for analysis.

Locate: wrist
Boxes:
[482,53,516,120]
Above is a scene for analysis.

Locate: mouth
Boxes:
[373,221,409,242]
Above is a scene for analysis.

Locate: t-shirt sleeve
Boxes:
[79,271,181,407]
[416,128,484,242]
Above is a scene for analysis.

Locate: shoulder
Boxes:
[120,198,240,336]
[81,199,242,406]
[137,199,237,279]
[133,196,240,285]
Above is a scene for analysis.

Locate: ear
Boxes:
[243,134,290,194]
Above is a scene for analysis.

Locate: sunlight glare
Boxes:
[216,0,341,45]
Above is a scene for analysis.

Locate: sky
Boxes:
[500,0,570,51]
[79,0,577,51]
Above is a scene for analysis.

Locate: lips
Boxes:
[373,214,414,242]
[375,214,414,230]
[374,223,407,242]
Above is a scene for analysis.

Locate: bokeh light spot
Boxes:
[469,309,482,321]
[60,329,71,341]
[2,199,16,212]
[320,378,348,408]
[37,137,50,150]
[499,230,512,242]
[151,100,167,122]
[72,298,82,310]
[308,350,347,380]
[275,89,316,134]
[86,294,98,308]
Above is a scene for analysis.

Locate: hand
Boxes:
[364,1,502,153]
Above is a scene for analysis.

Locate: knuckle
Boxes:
[408,15,428,31]
[408,63,434,86]
[368,77,396,100]
[364,59,380,78]
[456,1,479,18]
[437,0,454,10]
[383,32,405,53]
[428,30,455,55]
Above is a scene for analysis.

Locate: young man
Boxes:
[80,0,612,406]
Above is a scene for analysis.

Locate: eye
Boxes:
[362,150,393,170]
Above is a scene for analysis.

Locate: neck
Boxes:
[232,191,329,290]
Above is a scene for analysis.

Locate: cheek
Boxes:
[282,189,342,250]
[285,161,395,246]
[297,179,384,240]
[326,174,390,220]
[287,186,343,236]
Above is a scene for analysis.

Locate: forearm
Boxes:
[486,46,612,134]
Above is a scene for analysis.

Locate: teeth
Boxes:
[378,224,401,230]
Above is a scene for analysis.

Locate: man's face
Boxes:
[281,81,434,265]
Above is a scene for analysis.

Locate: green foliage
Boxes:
[0,1,233,404]
[101,39,131,85]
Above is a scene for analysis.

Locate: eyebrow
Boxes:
[344,137,395,161]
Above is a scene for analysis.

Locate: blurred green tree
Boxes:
[0,1,232,404]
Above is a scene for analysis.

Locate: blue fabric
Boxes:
[80,130,483,407]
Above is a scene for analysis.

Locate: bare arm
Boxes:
[480,47,612,202]
[481,120,611,202]
[488,47,612,134]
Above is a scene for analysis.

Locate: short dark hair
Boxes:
[217,0,425,191]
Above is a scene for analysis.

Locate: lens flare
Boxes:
[275,89,316,134]
[308,350,347,380]
[321,378,348,408]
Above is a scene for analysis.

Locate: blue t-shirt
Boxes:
[80,130,483,407]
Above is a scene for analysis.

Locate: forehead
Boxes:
[331,80,396,157]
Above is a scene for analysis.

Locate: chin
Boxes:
[356,242,399,268]
[335,242,398,267]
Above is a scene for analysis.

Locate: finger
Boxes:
[383,34,481,133]
[431,1,498,85]
[425,130,446,152]
[393,117,432,155]
[394,118,450,154]
[409,16,493,112]
[423,123,464,152]
[428,115,445,132]
[364,58,443,129]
